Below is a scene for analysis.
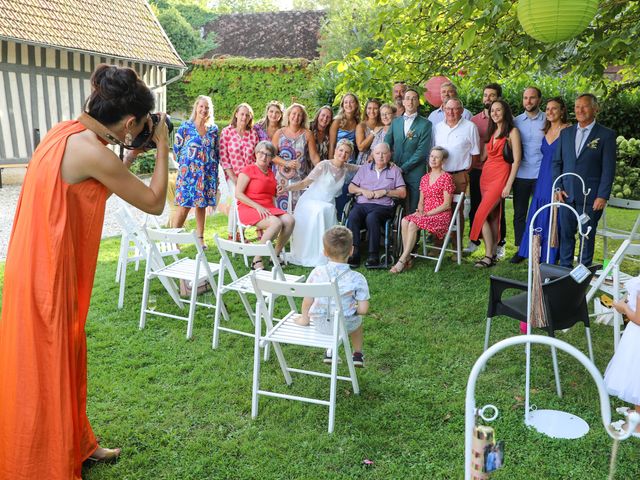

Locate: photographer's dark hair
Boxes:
[85,64,154,125]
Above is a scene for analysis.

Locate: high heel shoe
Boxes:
[85,446,121,465]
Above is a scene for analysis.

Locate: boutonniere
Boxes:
[587,138,600,149]
[406,130,415,140]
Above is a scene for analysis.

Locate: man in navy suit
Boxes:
[552,93,616,267]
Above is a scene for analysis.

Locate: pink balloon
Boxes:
[424,76,451,108]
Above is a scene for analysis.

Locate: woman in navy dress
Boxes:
[518,97,570,263]
[173,95,219,249]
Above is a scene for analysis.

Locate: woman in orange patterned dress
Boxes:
[0,64,169,479]
[469,99,521,267]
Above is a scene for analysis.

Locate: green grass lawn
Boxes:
[1,206,639,479]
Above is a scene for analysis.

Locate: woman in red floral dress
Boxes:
[390,146,455,273]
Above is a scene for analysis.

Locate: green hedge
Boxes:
[168,57,318,120]
[614,136,640,200]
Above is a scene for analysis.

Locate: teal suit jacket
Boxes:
[384,115,432,183]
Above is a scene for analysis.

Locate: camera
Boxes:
[130,113,173,150]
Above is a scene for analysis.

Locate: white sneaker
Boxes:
[463,242,479,254]
[496,245,506,259]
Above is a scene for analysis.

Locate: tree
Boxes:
[150,0,217,62]
[151,0,215,27]
[156,6,215,61]
[327,0,640,100]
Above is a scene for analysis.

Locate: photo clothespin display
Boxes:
[471,425,504,478]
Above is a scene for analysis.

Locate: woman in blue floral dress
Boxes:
[173,95,219,248]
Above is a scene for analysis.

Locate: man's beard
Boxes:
[483,102,492,110]
[525,104,538,112]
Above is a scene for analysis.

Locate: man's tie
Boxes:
[575,127,587,156]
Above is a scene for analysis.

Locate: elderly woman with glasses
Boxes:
[235,140,295,269]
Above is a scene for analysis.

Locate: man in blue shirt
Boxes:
[511,87,545,263]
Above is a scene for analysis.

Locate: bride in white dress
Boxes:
[282,139,359,266]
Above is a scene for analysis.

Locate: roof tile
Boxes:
[0,0,184,67]
[204,10,325,60]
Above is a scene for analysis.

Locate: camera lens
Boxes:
[130,114,173,149]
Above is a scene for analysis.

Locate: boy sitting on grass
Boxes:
[294,226,369,367]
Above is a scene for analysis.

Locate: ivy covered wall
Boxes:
[168,57,317,120]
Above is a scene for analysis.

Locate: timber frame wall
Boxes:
[0,39,167,164]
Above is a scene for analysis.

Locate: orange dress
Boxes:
[469,136,511,241]
[0,120,107,479]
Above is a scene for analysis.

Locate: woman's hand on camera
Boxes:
[152,113,169,148]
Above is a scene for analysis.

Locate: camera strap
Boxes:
[76,112,151,160]
[77,112,127,159]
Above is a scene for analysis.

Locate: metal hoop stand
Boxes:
[465,335,640,480]
[523,202,592,438]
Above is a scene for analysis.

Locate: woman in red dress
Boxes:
[390,146,455,273]
[235,140,295,269]
[469,99,522,267]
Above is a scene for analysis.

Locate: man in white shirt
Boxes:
[433,98,480,240]
[427,82,472,127]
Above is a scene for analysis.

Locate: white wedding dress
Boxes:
[288,160,355,267]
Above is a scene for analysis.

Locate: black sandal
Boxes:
[474,256,495,268]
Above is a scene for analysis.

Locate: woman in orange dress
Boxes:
[469,99,521,268]
[0,64,169,479]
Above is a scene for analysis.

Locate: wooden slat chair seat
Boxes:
[113,205,181,309]
[250,273,360,433]
[139,228,226,339]
[212,235,304,350]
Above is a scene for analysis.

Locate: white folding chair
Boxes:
[114,206,182,309]
[250,273,360,433]
[598,206,640,261]
[413,192,465,272]
[140,228,226,339]
[587,236,640,350]
[212,235,304,350]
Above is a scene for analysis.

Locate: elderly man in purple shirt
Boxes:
[347,143,407,268]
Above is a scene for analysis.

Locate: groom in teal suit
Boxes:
[552,93,616,267]
[385,88,432,213]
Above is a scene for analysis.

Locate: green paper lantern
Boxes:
[517,0,599,43]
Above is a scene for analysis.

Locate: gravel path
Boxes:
[0,179,189,260]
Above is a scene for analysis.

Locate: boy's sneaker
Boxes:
[323,349,341,364]
[352,351,365,368]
